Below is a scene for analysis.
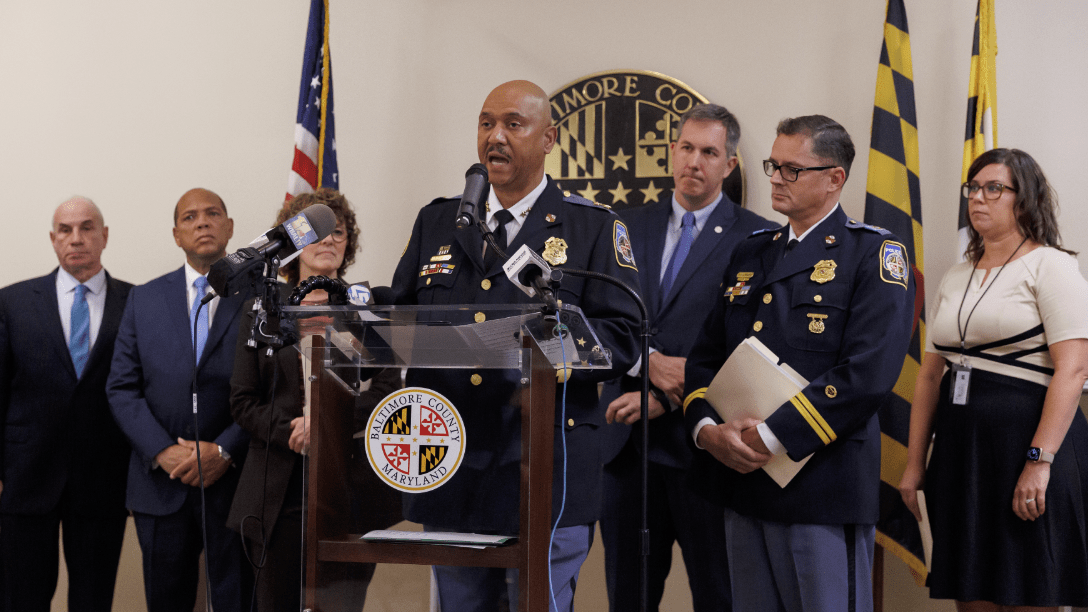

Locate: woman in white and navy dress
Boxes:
[899,148,1088,611]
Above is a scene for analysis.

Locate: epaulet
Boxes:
[748,227,781,239]
[562,190,612,212]
[845,218,891,235]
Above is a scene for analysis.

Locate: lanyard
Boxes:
[955,237,1027,363]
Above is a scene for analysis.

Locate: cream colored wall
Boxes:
[5,1,1085,611]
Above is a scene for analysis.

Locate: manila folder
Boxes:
[704,337,811,487]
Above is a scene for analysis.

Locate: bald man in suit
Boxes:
[0,197,132,612]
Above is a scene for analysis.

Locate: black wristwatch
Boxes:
[1026,447,1055,463]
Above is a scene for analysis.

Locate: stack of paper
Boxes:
[361,530,515,550]
[704,337,811,487]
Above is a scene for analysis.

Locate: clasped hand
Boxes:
[697,418,773,473]
[156,438,231,487]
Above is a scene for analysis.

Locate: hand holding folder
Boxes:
[703,337,812,487]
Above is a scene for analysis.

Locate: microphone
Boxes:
[346,283,395,306]
[503,245,561,312]
[208,204,338,296]
[455,163,489,230]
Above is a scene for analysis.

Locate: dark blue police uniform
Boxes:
[391,175,641,533]
[682,205,915,611]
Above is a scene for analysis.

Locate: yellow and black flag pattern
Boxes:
[958,0,998,259]
[419,445,447,474]
[863,0,928,585]
[382,405,412,436]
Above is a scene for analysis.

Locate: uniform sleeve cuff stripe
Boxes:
[795,392,837,442]
[789,395,832,445]
[683,388,707,414]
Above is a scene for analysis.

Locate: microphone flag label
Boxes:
[284,212,318,250]
[366,387,466,492]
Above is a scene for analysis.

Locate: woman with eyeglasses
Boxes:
[226,188,402,611]
[899,149,1088,611]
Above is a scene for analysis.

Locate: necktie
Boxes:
[69,284,90,378]
[484,209,515,270]
[784,238,799,258]
[191,276,209,362]
[661,211,696,297]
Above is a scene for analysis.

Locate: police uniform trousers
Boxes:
[723,508,874,612]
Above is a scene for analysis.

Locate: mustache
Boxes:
[486,145,511,160]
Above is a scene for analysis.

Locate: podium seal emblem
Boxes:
[366,387,466,492]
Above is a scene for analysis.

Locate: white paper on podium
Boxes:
[704,337,812,487]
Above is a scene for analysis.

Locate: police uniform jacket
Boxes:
[682,205,915,525]
[391,176,641,532]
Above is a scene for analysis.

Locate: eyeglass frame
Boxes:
[961,181,1017,200]
[762,159,837,182]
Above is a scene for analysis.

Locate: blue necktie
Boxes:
[661,211,696,297]
[69,284,90,378]
[191,276,209,362]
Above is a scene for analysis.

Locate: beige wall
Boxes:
[5,1,1085,610]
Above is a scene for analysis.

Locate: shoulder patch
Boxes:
[879,240,909,289]
[613,220,637,270]
[845,218,891,235]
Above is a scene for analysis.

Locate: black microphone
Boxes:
[208,204,338,296]
[455,163,489,230]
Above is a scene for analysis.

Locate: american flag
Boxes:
[286,0,338,201]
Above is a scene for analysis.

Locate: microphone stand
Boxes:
[557,267,651,612]
[477,214,653,612]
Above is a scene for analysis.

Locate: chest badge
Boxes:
[807,313,828,334]
[810,260,837,284]
[543,237,569,266]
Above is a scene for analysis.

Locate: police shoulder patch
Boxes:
[614,220,637,270]
[879,240,909,289]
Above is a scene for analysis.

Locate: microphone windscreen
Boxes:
[302,203,338,241]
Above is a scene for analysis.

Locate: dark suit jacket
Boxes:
[226,295,403,547]
[107,266,249,516]
[391,177,641,532]
[683,207,915,525]
[0,270,131,516]
[600,197,775,469]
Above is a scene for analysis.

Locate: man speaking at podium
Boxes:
[682,116,915,612]
[391,79,640,611]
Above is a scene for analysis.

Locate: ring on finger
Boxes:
[1026,498,1036,503]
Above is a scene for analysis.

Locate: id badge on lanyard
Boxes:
[950,357,971,405]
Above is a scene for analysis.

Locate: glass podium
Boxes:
[284,304,611,612]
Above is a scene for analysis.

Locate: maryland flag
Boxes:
[286,0,339,202]
[863,0,928,585]
[382,406,412,436]
[958,0,998,260]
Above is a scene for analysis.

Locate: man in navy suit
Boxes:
[683,116,915,612]
[598,104,774,612]
[0,197,132,612]
[108,188,251,612]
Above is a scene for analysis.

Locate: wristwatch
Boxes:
[1026,447,1055,463]
[217,445,232,461]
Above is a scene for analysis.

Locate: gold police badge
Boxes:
[811,260,837,284]
[546,71,746,211]
[543,237,568,266]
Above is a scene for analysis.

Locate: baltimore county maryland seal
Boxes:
[366,387,466,493]
[545,70,745,211]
